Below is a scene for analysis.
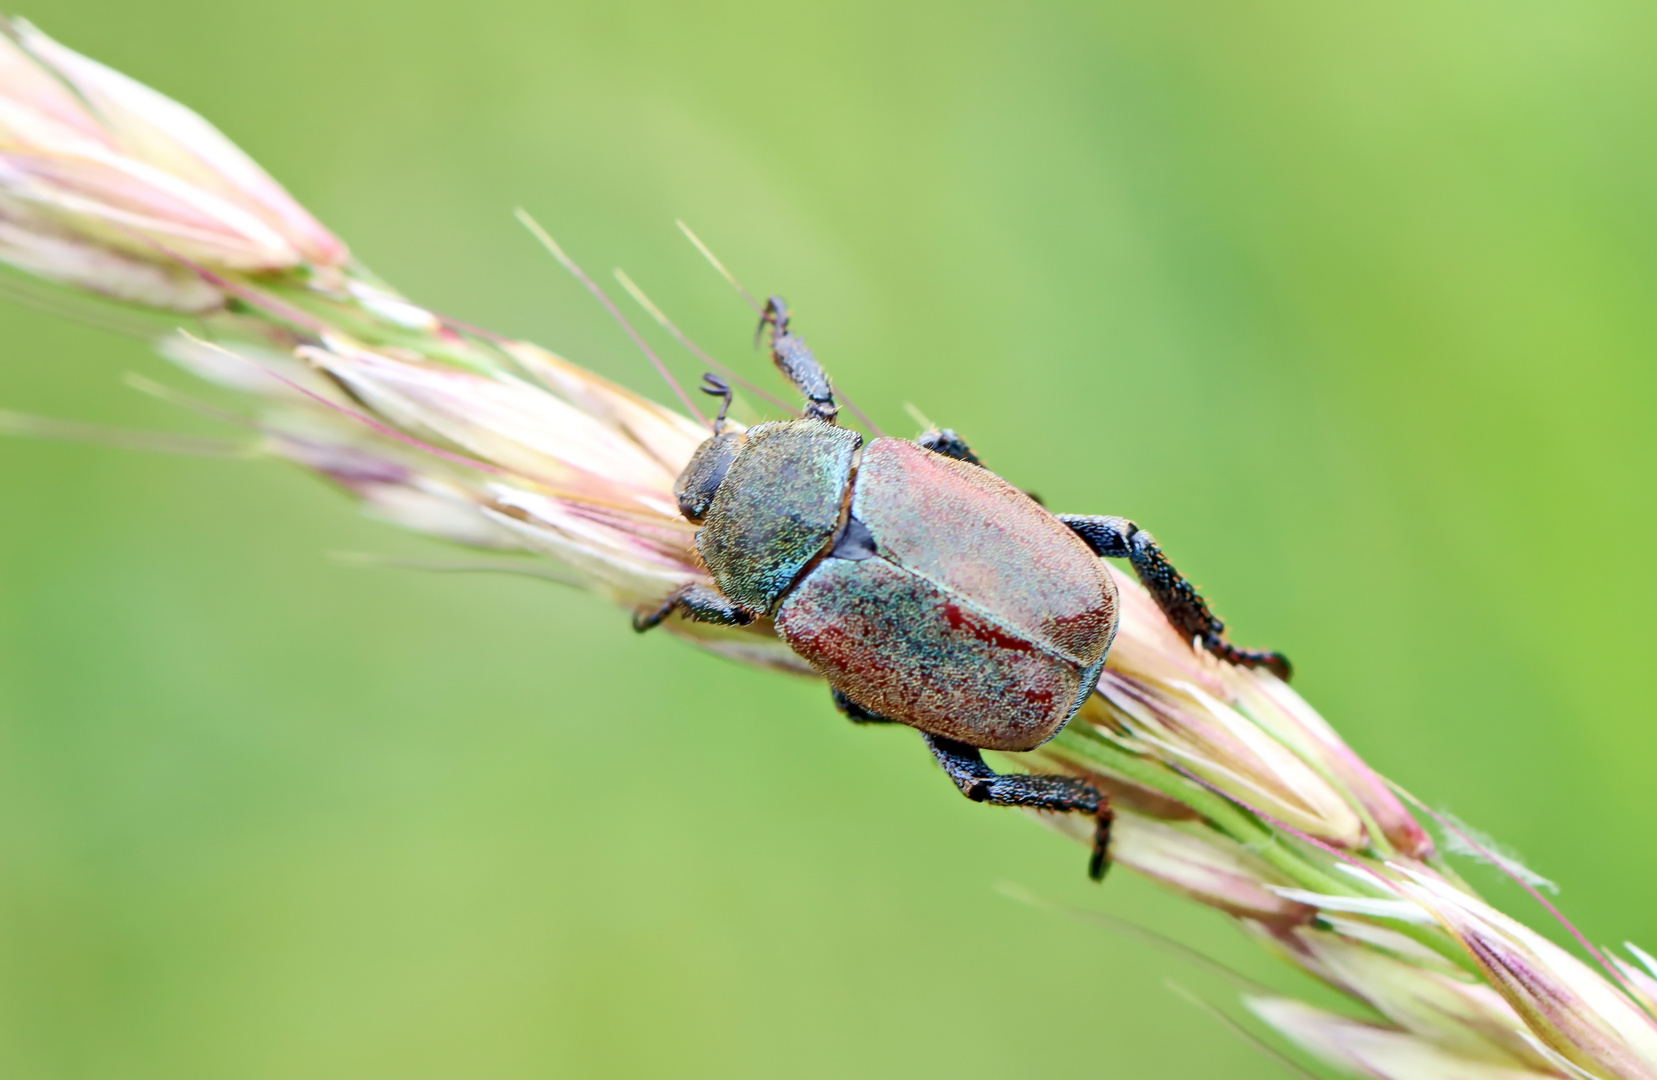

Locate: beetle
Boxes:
[635,297,1288,880]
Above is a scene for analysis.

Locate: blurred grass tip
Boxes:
[2,15,1655,1080]
[0,17,345,310]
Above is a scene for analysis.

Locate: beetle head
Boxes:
[674,430,746,523]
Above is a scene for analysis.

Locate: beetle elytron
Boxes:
[636,299,1288,880]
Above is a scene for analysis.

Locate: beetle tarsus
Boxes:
[1087,815,1112,882]
[633,582,754,632]
[1203,635,1292,681]
[1057,514,1291,681]
[699,372,734,433]
[923,733,1113,880]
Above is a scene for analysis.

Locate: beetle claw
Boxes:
[698,372,734,432]
[1088,809,1114,882]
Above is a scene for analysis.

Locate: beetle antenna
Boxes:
[514,208,707,426]
[612,268,794,412]
[676,220,763,313]
[699,372,734,432]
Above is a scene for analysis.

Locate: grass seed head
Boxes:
[1,26,1653,1078]
[0,16,345,301]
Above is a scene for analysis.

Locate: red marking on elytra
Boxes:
[941,602,1035,653]
[1051,609,1103,630]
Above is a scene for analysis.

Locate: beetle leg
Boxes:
[830,687,899,724]
[759,297,838,423]
[1057,514,1292,680]
[632,582,754,632]
[924,734,1114,881]
[915,429,1045,503]
[915,428,983,467]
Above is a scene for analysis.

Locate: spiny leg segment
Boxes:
[1057,514,1290,680]
[833,688,1112,880]
[926,734,1114,881]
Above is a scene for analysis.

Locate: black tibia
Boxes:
[915,428,983,467]
[759,297,838,422]
[632,583,754,632]
[1057,514,1138,560]
[831,687,897,724]
[1057,514,1292,681]
[925,734,1114,881]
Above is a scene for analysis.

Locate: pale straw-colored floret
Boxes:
[1,18,1653,1077]
[1390,867,1657,1080]
[0,18,343,310]
[1249,997,1560,1080]
[1611,948,1657,1021]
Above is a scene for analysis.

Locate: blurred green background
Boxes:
[1,1,1655,1077]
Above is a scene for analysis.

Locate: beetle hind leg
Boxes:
[924,734,1114,881]
[1057,514,1291,681]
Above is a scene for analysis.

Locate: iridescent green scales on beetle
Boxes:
[696,420,860,612]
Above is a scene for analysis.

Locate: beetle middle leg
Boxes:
[915,428,983,467]
[914,429,1047,503]
[831,687,899,724]
[925,734,1114,881]
[1057,514,1291,680]
[633,582,754,632]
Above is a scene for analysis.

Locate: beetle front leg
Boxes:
[759,297,839,422]
[924,734,1114,881]
[632,582,755,632]
[1057,514,1291,680]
